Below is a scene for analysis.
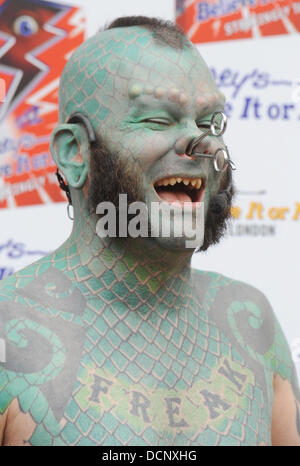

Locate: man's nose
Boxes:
[173,124,209,159]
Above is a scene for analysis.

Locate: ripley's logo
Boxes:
[176,0,300,43]
[197,0,257,22]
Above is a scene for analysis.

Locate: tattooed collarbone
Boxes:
[0,267,87,422]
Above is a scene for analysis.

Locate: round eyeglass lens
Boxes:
[210,112,227,136]
[214,148,229,172]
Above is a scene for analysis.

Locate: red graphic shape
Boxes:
[0,0,86,208]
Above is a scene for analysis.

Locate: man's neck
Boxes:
[59,193,195,311]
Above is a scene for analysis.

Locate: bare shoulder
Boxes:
[192,267,296,375]
[191,267,277,339]
[192,267,300,445]
[0,255,87,445]
[0,250,86,315]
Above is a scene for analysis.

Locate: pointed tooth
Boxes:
[196,179,202,189]
[191,179,197,187]
[169,177,176,186]
[176,177,182,183]
[163,179,169,186]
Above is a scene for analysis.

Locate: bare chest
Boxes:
[1,270,275,446]
[3,319,273,446]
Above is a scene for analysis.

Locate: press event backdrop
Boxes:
[0,0,299,379]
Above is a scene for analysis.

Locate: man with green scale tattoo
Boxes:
[0,16,299,446]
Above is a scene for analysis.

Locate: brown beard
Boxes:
[199,168,235,252]
[87,135,234,251]
[88,136,145,212]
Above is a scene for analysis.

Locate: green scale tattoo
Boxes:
[0,20,299,446]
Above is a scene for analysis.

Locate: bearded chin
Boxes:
[199,169,235,252]
[87,136,234,251]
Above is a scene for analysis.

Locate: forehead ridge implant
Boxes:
[154,87,166,99]
[196,96,206,108]
[168,88,180,102]
[179,93,188,105]
[145,86,154,94]
[129,84,144,99]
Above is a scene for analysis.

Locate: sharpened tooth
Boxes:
[155,176,203,189]
[196,179,202,189]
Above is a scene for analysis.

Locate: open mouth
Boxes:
[154,176,205,205]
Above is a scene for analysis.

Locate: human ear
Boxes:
[50,123,90,189]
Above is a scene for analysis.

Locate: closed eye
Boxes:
[143,118,171,126]
[142,118,172,126]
